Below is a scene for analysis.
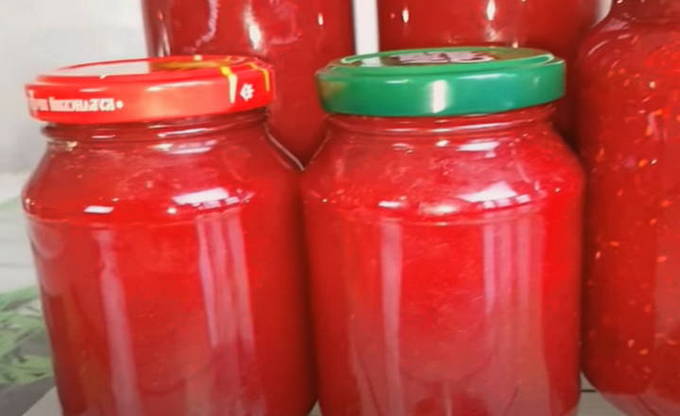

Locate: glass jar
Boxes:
[377,0,609,136]
[23,56,315,416]
[378,0,607,62]
[141,0,355,164]
[304,48,584,415]
[578,1,680,414]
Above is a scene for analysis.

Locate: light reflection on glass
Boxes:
[84,205,115,215]
[486,0,498,21]
[430,80,450,114]
[245,6,263,51]
[460,182,518,203]
[401,7,411,23]
[173,188,231,206]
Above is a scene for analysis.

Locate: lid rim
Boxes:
[26,55,274,125]
[335,47,558,74]
[316,46,566,117]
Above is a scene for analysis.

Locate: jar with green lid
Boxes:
[303,47,585,415]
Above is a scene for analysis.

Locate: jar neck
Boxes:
[328,105,557,140]
[610,0,680,20]
[43,110,267,143]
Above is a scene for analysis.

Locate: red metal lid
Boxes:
[25,55,274,124]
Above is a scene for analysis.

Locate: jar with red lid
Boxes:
[303,48,584,415]
[578,1,680,414]
[23,56,315,416]
[141,0,355,164]
[377,0,609,135]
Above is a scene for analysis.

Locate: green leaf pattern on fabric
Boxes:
[0,287,52,386]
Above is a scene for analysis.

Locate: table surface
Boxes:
[0,173,623,415]
[25,392,623,416]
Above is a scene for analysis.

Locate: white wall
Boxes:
[1,1,146,173]
[0,0,379,174]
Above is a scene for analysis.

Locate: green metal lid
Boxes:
[316,47,565,117]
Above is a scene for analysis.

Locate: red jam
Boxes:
[377,0,608,135]
[142,0,355,164]
[305,49,584,415]
[578,1,680,414]
[378,0,606,62]
[23,57,315,416]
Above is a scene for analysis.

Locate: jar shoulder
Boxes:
[302,129,584,218]
[23,137,299,222]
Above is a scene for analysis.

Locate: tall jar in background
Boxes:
[142,0,355,164]
[23,56,315,416]
[304,48,584,416]
[377,0,610,135]
[578,1,680,414]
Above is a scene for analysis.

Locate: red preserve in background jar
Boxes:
[304,48,584,415]
[377,0,609,135]
[578,1,680,414]
[141,0,355,164]
[23,56,315,416]
[378,0,607,60]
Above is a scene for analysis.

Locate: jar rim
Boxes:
[326,104,557,136]
[41,110,268,143]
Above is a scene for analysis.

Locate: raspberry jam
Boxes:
[578,1,680,414]
[304,48,584,415]
[377,0,608,136]
[142,0,355,164]
[23,56,315,416]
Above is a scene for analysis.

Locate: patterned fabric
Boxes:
[0,287,53,416]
